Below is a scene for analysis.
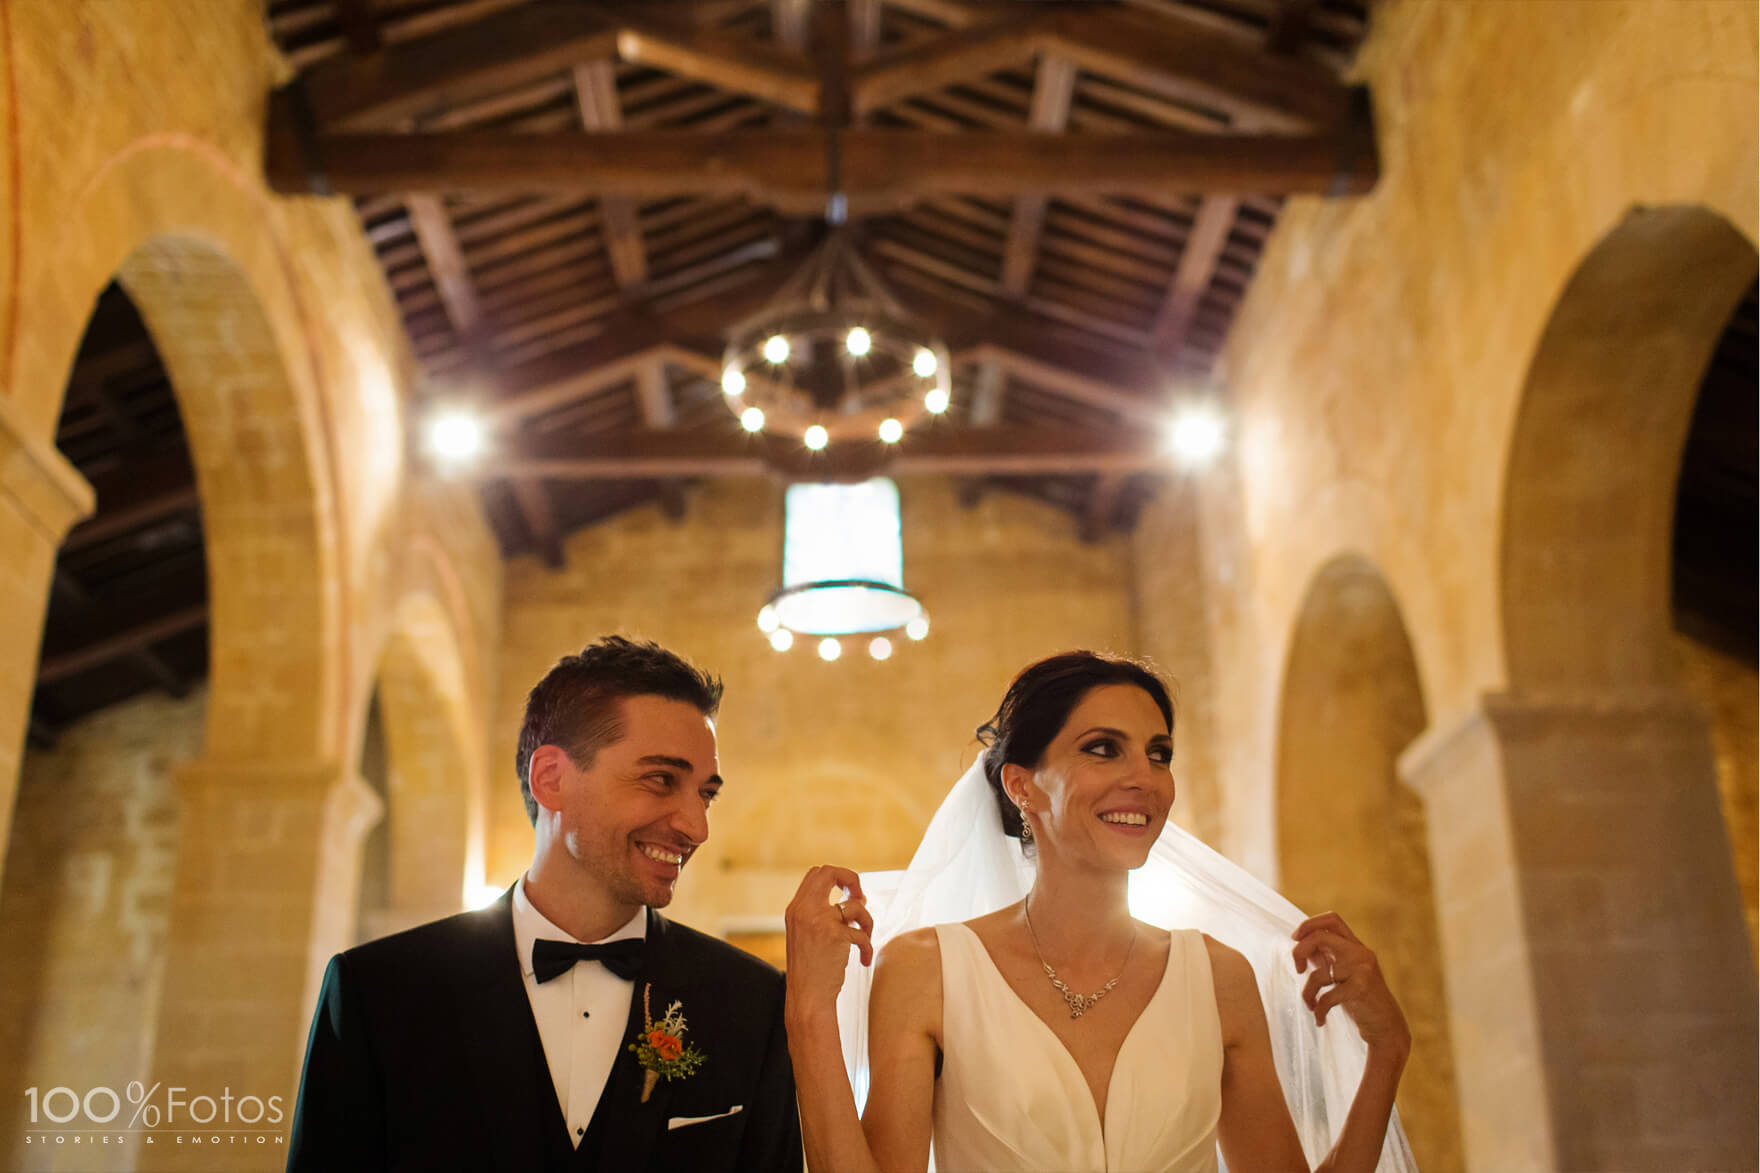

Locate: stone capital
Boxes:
[0,388,93,542]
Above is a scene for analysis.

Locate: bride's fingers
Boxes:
[1300,964,1332,1009]
[1312,982,1349,1026]
[837,897,874,938]
[1292,927,1359,974]
[1293,910,1361,946]
[847,923,874,967]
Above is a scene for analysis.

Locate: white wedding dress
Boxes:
[932,924,1222,1173]
[838,760,1418,1173]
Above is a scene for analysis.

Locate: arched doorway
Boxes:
[0,282,205,1169]
[1275,554,1461,1173]
[1668,280,1758,957]
[1489,204,1757,1169]
[356,594,481,942]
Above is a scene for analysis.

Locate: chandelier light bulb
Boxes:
[846,327,872,357]
[905,615,930,641]
[769,628,794,652]
[757,605,780,633]
[924,387,950,415]
[869,636,893,661]
[818,637,842,662]
[1165,403,1226,468]
[913,348,938,378]
[721,367,746,396]
[426,410,485,462]
[878,417,904,444]
[804,424,829,451]
[741,406,766,433]
[763,335,791,364]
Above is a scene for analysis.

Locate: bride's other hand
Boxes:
[785,865,875,1009]
[1291,911,1411,1055]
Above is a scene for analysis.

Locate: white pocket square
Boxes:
[667,1105,743,1131]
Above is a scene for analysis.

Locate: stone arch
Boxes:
[1275,553,1461,1173]
[8,141,347,767]
[1500,205,1757,692]
[357,592,483,938]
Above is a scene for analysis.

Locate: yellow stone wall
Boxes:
[1151,0,1758,875]
[0,689,202,1171]
[491,477,1139,933]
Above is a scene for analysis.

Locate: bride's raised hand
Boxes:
[785,865,875,1011]
[1292,911,1411,1055]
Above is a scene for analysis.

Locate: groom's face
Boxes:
[556,694,722,909]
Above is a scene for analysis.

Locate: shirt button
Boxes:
[577,1127,585,1136]
[582,1010,590,1019]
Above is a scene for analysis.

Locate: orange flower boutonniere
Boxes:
[629,984,706,1102]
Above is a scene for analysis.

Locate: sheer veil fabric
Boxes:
[836,759,1419,1173]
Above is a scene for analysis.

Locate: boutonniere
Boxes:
[628,983,706,1102]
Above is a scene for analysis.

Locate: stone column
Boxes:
[0,391,93,878]
[139,760,381,1172]
[1403,692,1758,1172]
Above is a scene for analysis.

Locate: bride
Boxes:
[784,651,1415,1173]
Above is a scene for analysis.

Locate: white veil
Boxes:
[836,758,1418,1173]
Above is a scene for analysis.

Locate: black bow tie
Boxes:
[532,937,646,983]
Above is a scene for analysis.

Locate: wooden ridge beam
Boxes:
[471,425,1171,480]
[298,3,817,133]
[269,125,1379,210]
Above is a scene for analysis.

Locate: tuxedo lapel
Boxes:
[457,891,576,1171]
[588,908,677,1172]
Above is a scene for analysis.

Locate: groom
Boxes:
[287,637,802,1172]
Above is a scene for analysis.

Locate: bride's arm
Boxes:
[784,868,939,1173]
[1210,918,1411,1173]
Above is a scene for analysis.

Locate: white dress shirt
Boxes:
[511,877,646,1148]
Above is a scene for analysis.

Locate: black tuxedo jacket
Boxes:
[286,894,802,1172]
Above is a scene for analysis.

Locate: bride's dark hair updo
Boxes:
[976,651,1175,847]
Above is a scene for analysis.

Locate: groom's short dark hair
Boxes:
[516,636,723,825]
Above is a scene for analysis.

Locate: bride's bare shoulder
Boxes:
[876,926,942,977]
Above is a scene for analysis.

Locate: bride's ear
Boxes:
[1000,762,1033,809]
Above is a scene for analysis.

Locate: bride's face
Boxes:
[1011,683,1175,870]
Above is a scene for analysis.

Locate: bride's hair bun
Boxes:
[976,651,1175,853]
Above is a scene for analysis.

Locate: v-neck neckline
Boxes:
[952,921,1176,1151]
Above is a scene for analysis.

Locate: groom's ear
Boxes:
[528,744,571,814]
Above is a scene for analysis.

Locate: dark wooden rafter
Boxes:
[573,60,648,290]
[999,53,1077,296]
[473,425,1171,481]
[61,449,199,552]
[1151,195,1239,362]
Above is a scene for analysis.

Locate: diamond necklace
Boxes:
[1022,896,1136,1019]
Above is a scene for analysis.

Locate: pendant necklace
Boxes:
[1023,896,1136,1019]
